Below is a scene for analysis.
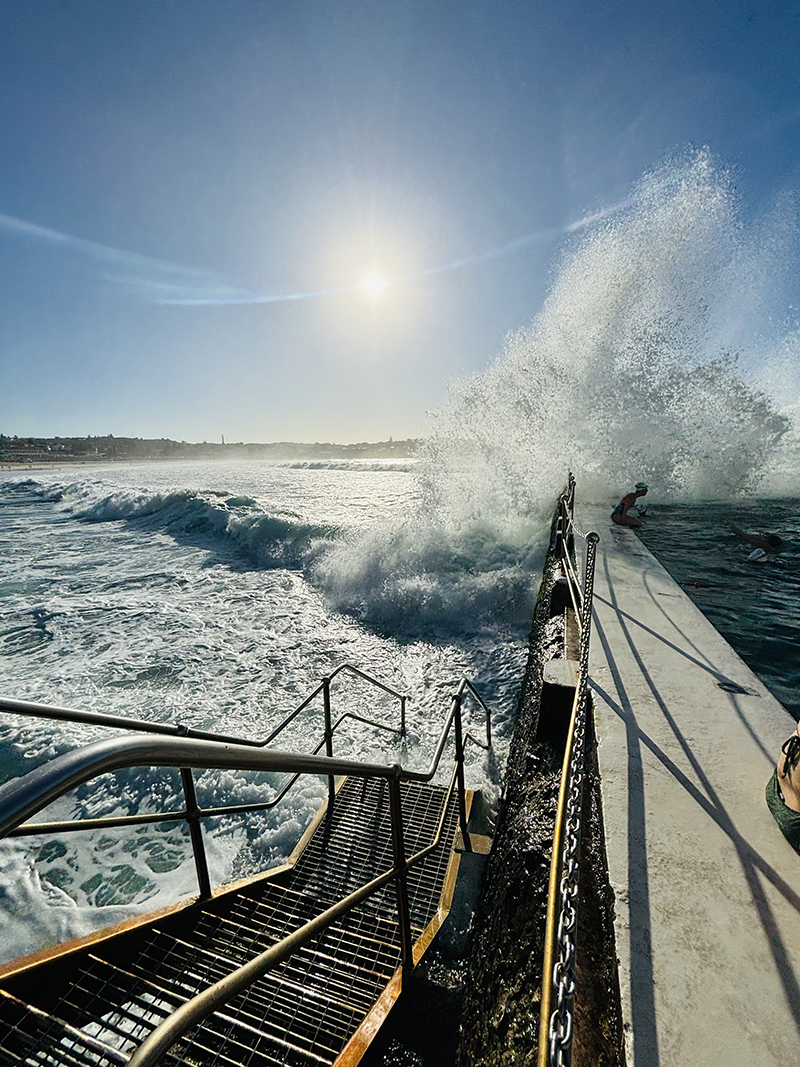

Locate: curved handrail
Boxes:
[262,661,407,745]
[0,660,408,750]
[6,713,378,837]
[0,676,492,841]
[0,736,400,842]
[0,673,492,915]
[5,710,400,839]
[0,663,408,839]
[126,760,464,1067]
[0,683,493,1066]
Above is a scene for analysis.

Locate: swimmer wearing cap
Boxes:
[611,483,649,528]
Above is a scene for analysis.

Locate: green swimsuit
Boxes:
[766,734,800,853]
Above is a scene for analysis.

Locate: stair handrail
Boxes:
[0,662,408,838]
[0,685,492,1066]
[0,672,488,836]
[0,660,407,751]
[0,676,491,844]
[126,758,467,1067]
[0,738,405,845]
[0,674,491,894]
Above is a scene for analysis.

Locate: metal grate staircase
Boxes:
[0,775,463,1066]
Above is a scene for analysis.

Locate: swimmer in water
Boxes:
[727,524,783,553]
[611,483,648,528]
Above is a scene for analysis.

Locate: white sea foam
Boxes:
[317,152,800,635]
[0,465,516,962]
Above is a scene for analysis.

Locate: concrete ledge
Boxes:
[578,506,800,1067]
[543,658,580,689]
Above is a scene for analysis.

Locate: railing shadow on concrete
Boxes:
[591,585,800,1050]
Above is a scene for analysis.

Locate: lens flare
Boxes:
[364,272,383,296]
[0,193,641,308]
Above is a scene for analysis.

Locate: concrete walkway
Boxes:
[577,506,800,1067]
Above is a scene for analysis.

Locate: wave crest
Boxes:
[42,481,340,569]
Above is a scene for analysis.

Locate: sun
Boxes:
[364,271,383,296]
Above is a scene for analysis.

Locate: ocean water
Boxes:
[636,499,800,720]
[3,149,800,965]
[0,460,536,963]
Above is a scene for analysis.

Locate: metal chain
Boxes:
[548,531,599,1067]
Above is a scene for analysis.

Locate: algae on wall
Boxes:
[457,526,563,1067]
[457,517,624,1067]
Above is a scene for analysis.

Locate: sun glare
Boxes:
[364,271,383,296]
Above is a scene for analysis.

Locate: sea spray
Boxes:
[318,152,798,635]
[425,150,794,510]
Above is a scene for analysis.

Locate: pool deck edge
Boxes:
[577,506,800,1067]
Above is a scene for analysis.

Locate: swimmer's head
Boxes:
[634,482,648,494]
[748,548,768,562]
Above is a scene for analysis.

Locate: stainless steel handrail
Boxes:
[0,678,493,1066]
[0,695,267,748]
[261,661,407,745]
[0,667,491,905]
[4,711,397,839]
[0,737,400,841]
[0,660,407,750]
[0,663,408,839]
[1,678,491,838]
[126,759,465,1067]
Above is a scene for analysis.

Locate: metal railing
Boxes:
[538,477,600,1067]
[554,473,585,629]
[0,663,407,894]
[0,669,493,1065]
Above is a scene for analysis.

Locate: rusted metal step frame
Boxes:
[0,668,492,1066]
[0,775,473,1066]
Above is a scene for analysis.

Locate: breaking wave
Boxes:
[277,459,416,472]
[423,150,799,519]
[4,478,339,570]
[6,152,799,638]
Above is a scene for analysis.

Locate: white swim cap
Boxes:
[635,482,648,490]
[748,548,768,562]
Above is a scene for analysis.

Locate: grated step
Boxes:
[45,955,186,1057]
[0,778,462,1067]
[0,989,128,1066]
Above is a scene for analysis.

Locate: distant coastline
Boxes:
[0,434,418,470]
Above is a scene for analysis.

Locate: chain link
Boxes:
[547,530,599,1067]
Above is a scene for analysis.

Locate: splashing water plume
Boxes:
[320,152,800,632]
[425,151,796,520]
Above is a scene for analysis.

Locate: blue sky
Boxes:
[1,0,799,443]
